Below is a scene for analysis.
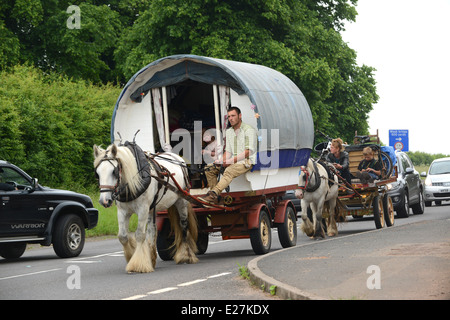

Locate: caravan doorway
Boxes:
[161,81,229,188]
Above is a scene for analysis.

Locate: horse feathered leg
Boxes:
[117,210,136,262]
[126,210,154,273]
[300,200,315,237]
[147,210,157,269]
[312,202,325,239]
[326,198,338,237]
[120,233,136,262]
[169,200,198,264]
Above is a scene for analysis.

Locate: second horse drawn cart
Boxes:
[110,55,315,256]
[315,132,398,231]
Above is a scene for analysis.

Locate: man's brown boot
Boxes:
[199,191,218,204]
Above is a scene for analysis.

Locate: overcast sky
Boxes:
[341,0,450,155]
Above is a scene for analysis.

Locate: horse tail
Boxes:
[187,202,198,242]
[167,203,199,264]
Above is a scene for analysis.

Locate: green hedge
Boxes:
[0,65,121,190]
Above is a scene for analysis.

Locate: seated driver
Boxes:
[0,174,15,191]
[200,106,257,204]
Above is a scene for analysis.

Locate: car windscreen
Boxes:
[429,160,450,175]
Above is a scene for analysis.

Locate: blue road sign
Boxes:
[389,129,409,152]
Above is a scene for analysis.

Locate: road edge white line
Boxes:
[121,271,232,300]
[0,268,62,281]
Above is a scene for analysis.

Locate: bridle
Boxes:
[298,160,321,192]
[95,157,122,200]
[297,166,310,190]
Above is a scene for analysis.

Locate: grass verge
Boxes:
[85,191,138,237]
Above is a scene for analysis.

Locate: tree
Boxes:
[0,0,379,183]
[407,151,450,166]
[0,0,125,83]
[115,0,378,141]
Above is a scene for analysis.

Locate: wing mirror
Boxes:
[29,178,38,193]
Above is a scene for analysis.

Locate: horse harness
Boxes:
[298,160,337,193]
[95,142,189,210]
[298,159,363,199]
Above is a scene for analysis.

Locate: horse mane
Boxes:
[94,144,144,198]
[114,145,144,197]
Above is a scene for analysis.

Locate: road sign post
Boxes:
[389,130,409,151]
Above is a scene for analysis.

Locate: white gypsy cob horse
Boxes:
[295,159,339,238]
[94,143,198,273]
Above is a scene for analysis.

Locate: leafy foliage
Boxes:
[0,65,121,188]
[114,0,378,142]
[0,0,380,188]
[0,0,124,83]
[407,151,450,166]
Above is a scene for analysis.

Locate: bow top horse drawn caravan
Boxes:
[108,55,314,257]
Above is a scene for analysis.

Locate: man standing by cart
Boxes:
[200,106,257,205]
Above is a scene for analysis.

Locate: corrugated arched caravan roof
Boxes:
[111,54,314,168]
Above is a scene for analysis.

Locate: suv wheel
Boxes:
[411,191,425,214]
[396,190,410,218]
[0,242,27,259]
[53,214,85,258]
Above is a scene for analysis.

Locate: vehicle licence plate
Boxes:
[440,189,449,193]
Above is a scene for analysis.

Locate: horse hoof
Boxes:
[126,266,154,273]
[126,261,154,273]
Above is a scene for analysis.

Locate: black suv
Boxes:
[387,151,425,217]
[0,160,98,259]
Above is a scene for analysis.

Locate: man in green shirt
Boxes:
[200,106,257,204]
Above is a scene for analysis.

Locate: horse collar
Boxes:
[115,142,152,202]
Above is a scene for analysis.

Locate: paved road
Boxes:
[251,204,450,300]
[1,203,448,300]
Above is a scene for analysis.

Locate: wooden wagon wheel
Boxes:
[250,209,272,254]
[156,218,175,261]
[372,196,385,229]
[277,206,297,248]
[383,194,395,227]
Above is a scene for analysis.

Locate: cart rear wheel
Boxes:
[277,206,297,248]
[250,209,272,255]
[157,219,175,261]
[196,215,209,255]
[196,232,209,255]
[383,195,395,227]
[372,196,385,229]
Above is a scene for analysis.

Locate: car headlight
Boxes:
[387,182,400,191]
[425,177,432,186]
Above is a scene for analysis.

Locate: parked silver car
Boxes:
[422,157,450,206]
